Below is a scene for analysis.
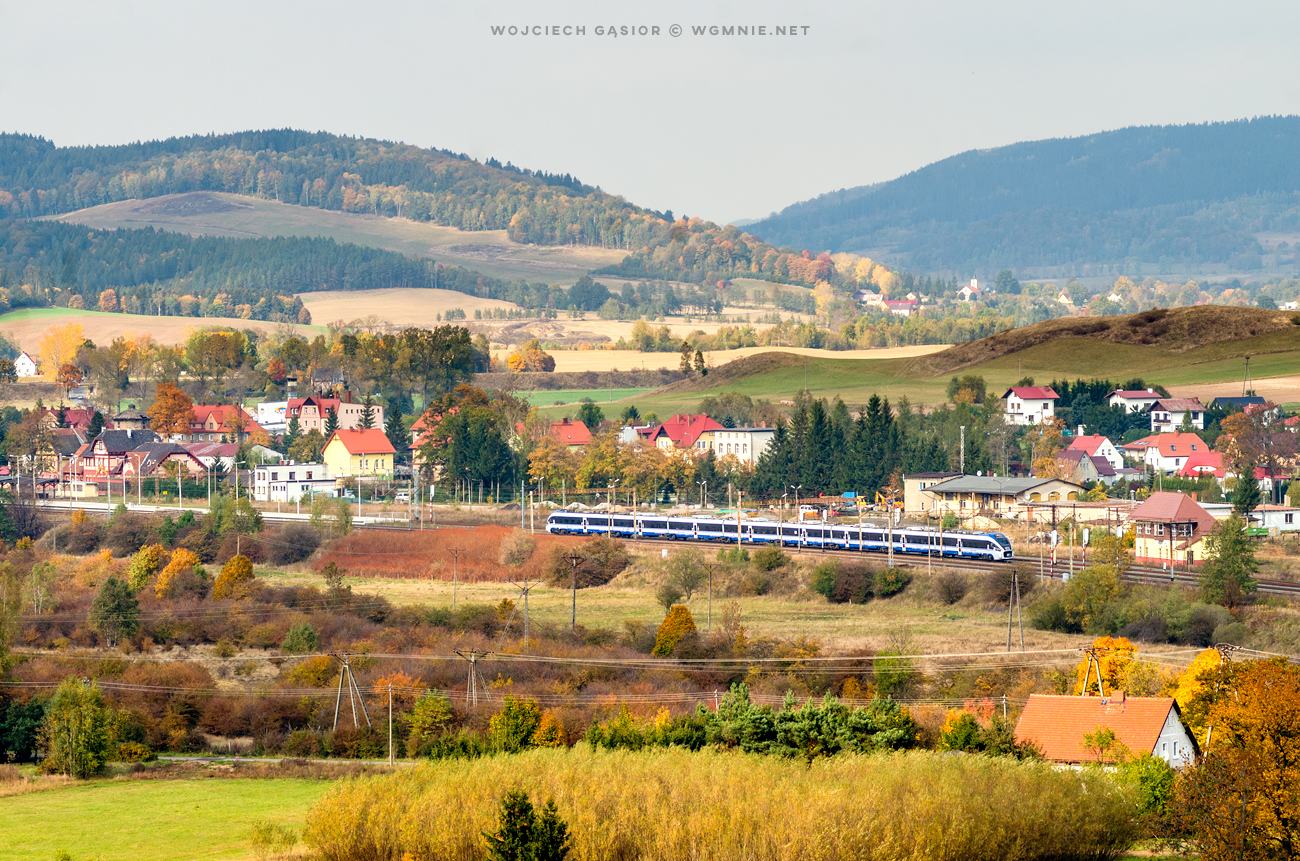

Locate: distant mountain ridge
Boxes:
[748,117,1300,275]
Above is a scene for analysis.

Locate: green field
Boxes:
[0,777,328,861]
[522,387,656,408]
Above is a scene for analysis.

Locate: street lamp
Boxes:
[608,479,619,511]
[698,480,708,510]
[780,492,788,545]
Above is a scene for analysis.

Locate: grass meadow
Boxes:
[304,747,1138,861]
[0,777,327,861]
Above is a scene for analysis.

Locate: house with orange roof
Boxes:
[513,417,592,449]
[1015,692,1197,766]
[1001,386,1059,426]
[1126,491,1218,565]
[322,428,396,478]
[181,405,265,444]
[1121,432,1209,473]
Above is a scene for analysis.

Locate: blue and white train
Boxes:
[545,512,1014,562]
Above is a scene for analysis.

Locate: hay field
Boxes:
[53,192,625,285]
[0,307,318,352]
[298,288,517,328]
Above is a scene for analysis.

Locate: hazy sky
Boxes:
[5,1,1300,224]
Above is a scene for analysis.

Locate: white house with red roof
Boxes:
[1065,431,1124,469]
[1001,386,1060,426]
[14,351,39,378]
[1122,432,1209,473]
[1126,491,1218,565]
[1107,389,1163,413]
[646,414,724,450]
[958,279,982,301]
[1177,450,1283,498]
[1148,398,1205,433]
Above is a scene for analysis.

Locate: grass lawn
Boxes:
[0,777,328,861]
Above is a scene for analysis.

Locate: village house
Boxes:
[112,405,150,431]
[1106,389,1163,413]
[123,443,208,479]
[1255,504,1300,534]
[1001,386,1060,426]
[1054,449,1122,486]
[1065,431,1124,469]
[253,462,336,502]
[167,405,265,444]
[1121,432,1209,473]
[79,429,162,478]
[902,471,962,513]
[1126,491,1218,566]
[14,351,39,378]
[1015,692,1197,767]
[644,414,724,450]
[883,299,917,317]
[1208,395,1265,411]
[958,279,982,301]
[514,418,592,449]
[286,393,383,434]
[1148,398,1205,433]
[1176,450,1283,498]
[322,428,396,478]
[696,426,776,466]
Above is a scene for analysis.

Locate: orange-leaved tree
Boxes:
[212,554,255,600]
[148,382,194,437]
[155,548,201,598]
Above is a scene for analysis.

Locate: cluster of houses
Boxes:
[23,398,397,503]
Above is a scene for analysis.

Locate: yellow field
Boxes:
[1168,375,1300,404]
[298,288,518,328]
[0,307,314,353]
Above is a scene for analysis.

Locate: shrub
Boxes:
[116,741,155,763]
[213,554,256,600]
[655,582,684,611]
[105,514,156,557]
[934,572,968,605]
[64,517,105,554]
[41,678,111,778]
[1211,620,1250,646]
[249,820,298,861]
[664,549,708,601]
[489,697,543,754]
[653,605,696,656]
[266,523,322,566]
[810,561,837,600]
[985,564,1036,604]
[126,544,168,591]
[499,529,536,567]
[156,549,203,599]
[751,546,788,572]
[873,568,912,598]
[543,536,629,587]
[281,622,319,655]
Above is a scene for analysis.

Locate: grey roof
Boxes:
[90,429,160,453]
[1209,396,1265,408]
[1090,456,1117,477]
[132,442,199,474]
[927,475,1080,495]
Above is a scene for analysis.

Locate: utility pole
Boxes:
[447,547,465,610]
[564,552,582,633]
[455,649,492,707]
[388,683,394,765]
[510,577,544,646]
[331,654,372,730]
[960,425,966,474]
[1005,567,1024,652]
[1079,646,1106,696]
[705,563,714,633]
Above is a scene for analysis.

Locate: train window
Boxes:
[612,518,633,528]
[723,524,738,534]
[780,526,799,536]
[942,536,958,547]
[588,517,609,526]
[864,531,883,542]
[700,523,723,532]
[968,539,990,550]
[830,530,844,539]
[807,529,824,539]
[668,520,691,530]
[644,520,667,529]
[755,526,777,535]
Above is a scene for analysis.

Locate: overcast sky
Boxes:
[4,1,1300,224]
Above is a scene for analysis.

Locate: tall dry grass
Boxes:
[304,747,1137,861]
[314,527,578,582]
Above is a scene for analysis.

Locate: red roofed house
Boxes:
[645,414,724,450]
[322,428,396,478]
[287,393,384,433]
[181,405,265,444]
[513,418,592,449]
[1121,432,1209,473]
[1001,386,1060,426]
[1107,388,1162,413]
[1149,398,1205,433]
[1065,431,1123,469]
[1015,692,1197,766]
[1178,449,1283,499]
[1127,491,1218,565]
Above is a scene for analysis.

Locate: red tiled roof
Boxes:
[325,428,396,455]
[1129,492,1216,530]
[549,418,591,446]
[1066,434,1110,457]
[1002,386,1060,400]
[1015,694,1185,764]
[190,405,264,434]
[648,414,724,448]
[1120,432,1207,455]
[1109,390,1160,400]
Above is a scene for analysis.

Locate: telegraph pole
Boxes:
[331,654,372,730]
[564,552,582,633]
[510,577,544,646]
[1005,567,1024,652]
[447,547,465,610]
[455,649,492,707]
[1079,646,1106,696]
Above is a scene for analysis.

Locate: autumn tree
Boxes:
[40,677,111,778]
[213,554,256,599]
[88,576,140,647]
[488,696,543,753]
[38,321,86,380]
[127,544,168,591]
[55,363,83,397]
[155,548,202,598]
[506,339,555,373]
[97,289,119,312]
[653,605,697,656]
[148,382,194,437]
[1199,513,1258,607]
[1029,416,1066,477]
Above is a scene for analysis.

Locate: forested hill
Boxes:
[0,130,863,289]
[747,116,1300,274]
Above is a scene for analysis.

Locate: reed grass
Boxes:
[305,746,1137,861]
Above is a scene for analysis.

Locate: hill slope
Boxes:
[748,116,1300,274]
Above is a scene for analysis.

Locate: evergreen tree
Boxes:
[1199,513,1259,608]
[678,341,693,374]
[359,395,376,430]
[576,402,604,433]
[86,410,105,440]
[284,415,301,454]
[384,402,410,463]
[324,407,339,436]
[1232,471,1262,518]
[693,349,706,376]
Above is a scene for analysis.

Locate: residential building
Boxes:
[286,393,383,433]
[1255,504,1300,534]
[903,472,961,513]
[1127,491,1217,565]
[1065,431,1124,469]
[1055,450,1117,485]
[322,428,396,478]
[514,418,592,449]
[645,414,724,450]
[1014,693,1197,767]
[256,400,289,433]
[1107,389,1162,413]
[916,475,1085,516]
[618,423,654,445]
[855,289,883,306]
[1208,396,1265,411]
[174,405,265,444]
[1001,386,1060,426]
[81,429,162,478]
[696,427,776,466]
[254,462,336,502]
[14,351,38,378]
[1148,398,1205,433]
[1175,450,1281,497]
[112,406,149,431]
[1121,432,1209,473]
[883,299,917,317]
[37,407,110,434]
[123,443,208,478]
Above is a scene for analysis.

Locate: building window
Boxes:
[1287,513,1294,524]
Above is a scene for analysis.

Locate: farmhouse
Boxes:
[14,351,39,378]
[645,414,724,450]
[1107,389,1162,413]
[1015,692,1197,766]
[1064,432,1124,469]
[1001,386,1059,426]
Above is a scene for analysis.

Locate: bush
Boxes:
[543,536,629,587]
[266,523,322,566]
[873,568,912,598]
[64,517,105,554]
[984,564,1036,604]
[751,546,788,572]
[281,622,320,655]
[934,572,968,605]
[812,560,873,604]
[126,544,168,591]
[249,820,298,861]
[655,582,684,611]
[213,554,256,600]
[156,548,203,599]
[499,529,536,567]
[105,514,156,557]
[1211,620,1250,646]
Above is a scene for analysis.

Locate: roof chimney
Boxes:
[1077,425,1084,438]
[1148,388,1154,393]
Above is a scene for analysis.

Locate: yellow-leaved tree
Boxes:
[38,321,85,380]
[155,548,201,599]
[212,554,255,600]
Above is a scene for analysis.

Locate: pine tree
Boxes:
[86,410,106,440]
[359,396,376,430]
[284,415,301,454]
[325,407,339,435]
[1199,513,1259,608]
[88,577,140,646]
[693,349,707,376]
[1232,471,1262,517]
[384,404,410,463]
[678,340,693,374]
